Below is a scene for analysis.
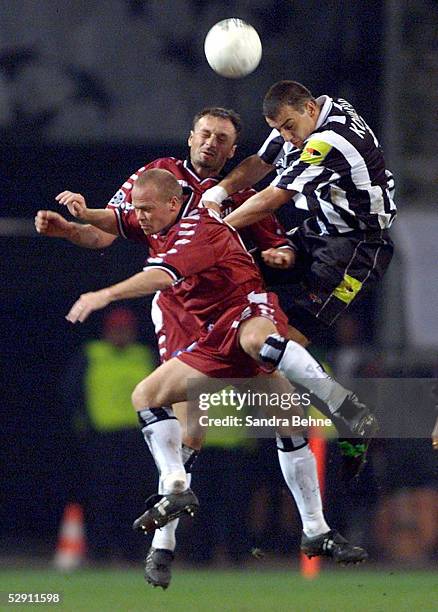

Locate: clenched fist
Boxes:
[35,210,71,238]
[261,247,296,269]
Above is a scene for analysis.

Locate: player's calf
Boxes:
[137,407,187,493]
[259,333,378,439]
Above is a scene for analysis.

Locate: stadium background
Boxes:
[1,1,437,610]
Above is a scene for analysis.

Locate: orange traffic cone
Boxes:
[53,503,86,570]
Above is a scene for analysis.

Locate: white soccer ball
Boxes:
[204,19,262,79]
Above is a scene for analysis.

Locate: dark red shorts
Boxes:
[177,291,288,378]
[151,292,201,362]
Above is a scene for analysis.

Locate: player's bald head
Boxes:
[134,168,183,203]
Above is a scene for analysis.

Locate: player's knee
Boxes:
[131,382,144,410]
[240,329,267,360]
[132,379,156,410]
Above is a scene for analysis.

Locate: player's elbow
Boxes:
[95,232,117,248]
[80,226,117,249]
[142,268,174,292]
[263,186,291,213]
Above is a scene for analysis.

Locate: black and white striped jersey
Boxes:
[258,96,397,235]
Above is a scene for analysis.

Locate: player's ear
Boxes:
[188,131,194,147]
[170,195,181,210]
[307,100,317,117]
[227,144,237,160]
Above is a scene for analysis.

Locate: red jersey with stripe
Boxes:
[106,157,289,362]
[144,208,275,326]
[106,157,289,254]
[143,207,288,377]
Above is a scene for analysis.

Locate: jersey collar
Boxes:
[183,158,224,182]
[315,95,333,130]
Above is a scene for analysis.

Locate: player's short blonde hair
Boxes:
[134,169,183,202]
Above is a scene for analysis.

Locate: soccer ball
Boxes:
[204,19,262,79]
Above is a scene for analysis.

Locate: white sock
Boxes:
[152,473,192,551]
[140,415,187,494]
[278,340,348,413]
[278,443,330,537]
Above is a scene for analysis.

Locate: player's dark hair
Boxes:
[192,107,242,142]
[263,81,314,119]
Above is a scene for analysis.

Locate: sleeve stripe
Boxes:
[113,208,127,239]
[272,163,327,192]
[316,130,371,185]
[143,262,182,282]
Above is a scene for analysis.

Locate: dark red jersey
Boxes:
[106,157,290,363]
[144,207,266,326]
[106,157,289,254]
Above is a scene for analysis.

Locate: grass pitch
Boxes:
[0,567,436,612]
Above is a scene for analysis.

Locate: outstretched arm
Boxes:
[55,191,119,236]
[35,210,117,249]
[220,154,273,193]
[202,154,273,207]
[66,269,173,323]
[224,185,293,229]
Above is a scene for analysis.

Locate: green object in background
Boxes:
[84,341,155,431]
[339,440,367,458]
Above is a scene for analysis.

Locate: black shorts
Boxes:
[257,218,394,342]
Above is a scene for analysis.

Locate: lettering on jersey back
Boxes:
[338,98,369,139]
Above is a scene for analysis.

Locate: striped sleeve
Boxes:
[257,129,285,165]
[272,130,354,194]
[106,165,147,209]
[272,159,331,195]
